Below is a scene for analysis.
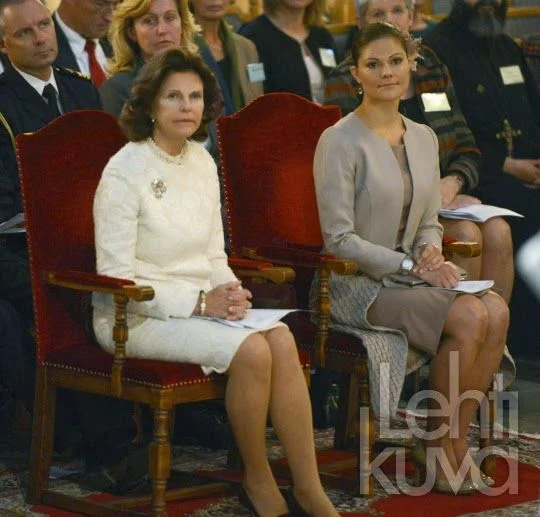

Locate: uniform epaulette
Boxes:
[54,67,91,81]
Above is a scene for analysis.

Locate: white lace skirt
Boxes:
[93,309,284,375]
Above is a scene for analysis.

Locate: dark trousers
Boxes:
[0,235,133,460]
[476,175,540,358]
[0,235,35,409]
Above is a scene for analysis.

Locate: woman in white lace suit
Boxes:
[93,48,339,517]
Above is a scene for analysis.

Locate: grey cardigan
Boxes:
[314,112,443,280]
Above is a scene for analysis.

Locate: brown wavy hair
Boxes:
[351,21,409,65]
[120,47,220,142]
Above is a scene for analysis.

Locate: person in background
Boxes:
[324,0,514,305]
[53,0,118,87]
[425,0,540,357]
[100,0,197,116]
[94,46,340,517]
[409,0,437,39]
[240,0,336,103]
[0,0,102,319]
[0,0,133,462]
[0,298,31,418]
[190,0,263,115]
[314,21,513,494]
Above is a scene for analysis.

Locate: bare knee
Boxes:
[444,295,489,344]
[482,291,510,336]
[229,333,272,381]
[442,219,482,243]
[480,218,513,255]
[266,326,302,369]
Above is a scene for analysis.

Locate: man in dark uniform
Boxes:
[0,0,133,464]
[53,0,116,86]
[425,0,540,358]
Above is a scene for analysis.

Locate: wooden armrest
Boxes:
[44,270,154,397]
[442,241,482,259]
[228,256,273,270]
[242,246,357,276]
[234,267,295,284]
[44,270,154,301]
[228,256,296,284]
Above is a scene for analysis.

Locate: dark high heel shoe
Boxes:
[281,487,311,517]
[237,485,292,517]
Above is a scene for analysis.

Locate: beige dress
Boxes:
[367,145,457,355]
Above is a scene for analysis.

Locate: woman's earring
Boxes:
[151,117,155,123]
[357,84,363,96]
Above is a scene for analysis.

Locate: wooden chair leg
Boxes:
[357,361,374,497]
[333,374,352,450]
[479,385,496,477]
[149,406,171,516]
[27,367,56,504]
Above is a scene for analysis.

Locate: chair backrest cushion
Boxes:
[16,110,126,362]
[217,93,341,257]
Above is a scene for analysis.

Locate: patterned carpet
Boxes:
[1,414,539,516]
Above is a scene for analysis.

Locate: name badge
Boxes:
[421,93,451,112]
[247,62,265,83]
[500,65,524,85]
[319,48,336,68]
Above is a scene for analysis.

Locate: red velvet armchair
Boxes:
[16,110,306,516]
[217,93,488,495]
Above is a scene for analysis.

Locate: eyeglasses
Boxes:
[93,0,121,14]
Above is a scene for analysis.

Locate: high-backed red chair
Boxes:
[217,93,376,494]
[16,110,305,516]
[217,93,489,495]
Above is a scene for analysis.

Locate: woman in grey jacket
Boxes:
[314,22,513,495]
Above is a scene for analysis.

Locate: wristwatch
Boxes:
[399,256,415,275]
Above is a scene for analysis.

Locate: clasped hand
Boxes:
[204,281,253,320]
[411,243,459,288]
[503,157,540,189]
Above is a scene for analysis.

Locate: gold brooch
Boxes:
[151,179,167,199]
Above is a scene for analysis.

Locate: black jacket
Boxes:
[425,17,540,180]
[240,14,336,100]
[53,16,113,72]
[0,65,102,221]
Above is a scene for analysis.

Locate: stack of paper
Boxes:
[196,309,300,329]
[443,280,495,294]
[439,204,523,223]
[0,212,25,234]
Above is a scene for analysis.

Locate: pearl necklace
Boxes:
[148,137,187,165]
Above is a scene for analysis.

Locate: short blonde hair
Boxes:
[263,0,326,27]
[356,0,413,20]
[108,0,198,75]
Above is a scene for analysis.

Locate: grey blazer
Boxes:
[314,112,442,280]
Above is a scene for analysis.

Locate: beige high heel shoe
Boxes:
[410,441,487,495]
